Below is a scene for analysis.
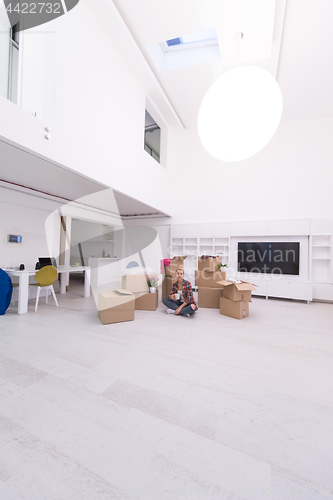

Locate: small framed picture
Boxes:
[8,234,22,243]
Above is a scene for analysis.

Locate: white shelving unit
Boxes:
[311,234,332,281]
[170,224,230,285]
[170,237,185,257]
[184,237,198,256]
[310,233,333,301]
[198,237,213,255]
[170,235,230,265]
[170,219,333,302]
[198,237,229,265]
[169,237,197,284]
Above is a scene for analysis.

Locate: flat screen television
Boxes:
[238,242,300,275]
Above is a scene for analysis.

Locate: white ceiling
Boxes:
[111,0,333,126]
[277,0,333,121]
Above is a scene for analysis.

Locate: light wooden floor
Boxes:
[1,281,333,500]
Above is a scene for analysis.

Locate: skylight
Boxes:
[147,28,221,72]
[163,28,218,52]
[166,38,182,47]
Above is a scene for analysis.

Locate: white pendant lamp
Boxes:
[198,35,283,162]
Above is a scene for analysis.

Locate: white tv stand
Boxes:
[247,276,312,303]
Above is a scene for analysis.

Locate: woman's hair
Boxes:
[176,265,184,274]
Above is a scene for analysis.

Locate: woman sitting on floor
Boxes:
[162,265,198,316]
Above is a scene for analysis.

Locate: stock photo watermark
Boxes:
[4,0,80,31]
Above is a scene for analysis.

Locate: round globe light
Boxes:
[198,66,283,162]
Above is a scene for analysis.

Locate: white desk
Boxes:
[4,266,91,314]
[5,269,36,314]
[57,266,91,297]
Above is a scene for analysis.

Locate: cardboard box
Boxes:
[217,280,257,302]
[195,269,226,288]
[121,274,149,293]
[162,276,174,300]
[198,256,222,273]
[135,290,158,311]
[198,287,224,308]
[220,297,249,320]
[98,289,135,325]
[165,256,187,278]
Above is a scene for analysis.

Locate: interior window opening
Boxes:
[8,22,20,104]
[144,110,161,164]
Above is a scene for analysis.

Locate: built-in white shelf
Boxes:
[310,233,332,287]
[171,238,230,265]
[170,219,333,303]
[170,229,230,284]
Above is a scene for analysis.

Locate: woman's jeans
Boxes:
[163,298,196,316]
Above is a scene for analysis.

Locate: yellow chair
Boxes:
[31,266,59,312]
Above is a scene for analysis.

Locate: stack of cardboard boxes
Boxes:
[218,279,257,320]
[97,272,158,325]
[195,256,256,319]
[97,257,257,324]
[196,256,226,308]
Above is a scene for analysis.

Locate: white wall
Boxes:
[0,0,169,215]
[167,117,333,223]
[122,218,171,272]
[70,219,119,264]
[0,186,62,269]
[0,185,127,270]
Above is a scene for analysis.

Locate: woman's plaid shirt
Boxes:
[170,279,198,311]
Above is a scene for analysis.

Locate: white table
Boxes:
[4,266,91,314]
[5,269,37,315]
[57,266,91,297]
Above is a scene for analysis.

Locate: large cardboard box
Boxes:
[98,289,135,325]
[121,274,149,293]
[217,280,256,302]
[198,256,222,273]
[195,269,226,288]
[162,276,174,300]
[135,291,158,311]
[198,287,224,308]
[220,297,249,320]
[165,256,187,278]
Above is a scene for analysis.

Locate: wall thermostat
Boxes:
[8,234,22,243]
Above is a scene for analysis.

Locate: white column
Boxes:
[63,216,72,290]
[84,268,91,297]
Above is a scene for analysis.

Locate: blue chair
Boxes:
[0,269,13,315]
